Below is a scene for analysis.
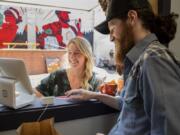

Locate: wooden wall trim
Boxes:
[149,0,158,14]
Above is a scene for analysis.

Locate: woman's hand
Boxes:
[65,89,98,101]
[34,89,44,98]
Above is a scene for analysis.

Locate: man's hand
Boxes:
[65,89,98,101]
[66,89,120,110]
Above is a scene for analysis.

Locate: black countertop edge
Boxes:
[0,99,119,131]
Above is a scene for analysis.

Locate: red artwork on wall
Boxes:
[0,5,93,49]
[37,11,83,49]
[0,7,22,48]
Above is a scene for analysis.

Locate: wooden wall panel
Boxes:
[149,0,158,14]
[0,49,66,75]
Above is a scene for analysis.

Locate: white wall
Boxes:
[170,0,180,60]
[93,6,115,66]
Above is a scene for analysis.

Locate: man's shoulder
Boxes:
[131,41,175,72]
[146,41,168,55]
[141,41,173,63]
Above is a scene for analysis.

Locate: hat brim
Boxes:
[94,20,110,34]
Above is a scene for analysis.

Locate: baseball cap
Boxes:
[95,0,151,34]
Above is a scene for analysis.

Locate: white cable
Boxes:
[37,103,49,121]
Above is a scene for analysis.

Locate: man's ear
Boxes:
[127,10,138,26]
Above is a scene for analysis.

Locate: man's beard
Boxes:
[114,23,134,75]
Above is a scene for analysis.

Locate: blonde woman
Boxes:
[36,37,101,96]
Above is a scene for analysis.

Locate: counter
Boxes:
[0,98,119,132]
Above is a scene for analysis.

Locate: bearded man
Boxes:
[65,0,180,135]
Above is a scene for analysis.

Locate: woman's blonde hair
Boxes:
[67,37,94,90]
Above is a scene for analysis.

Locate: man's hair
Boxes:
[132,8,179,45]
